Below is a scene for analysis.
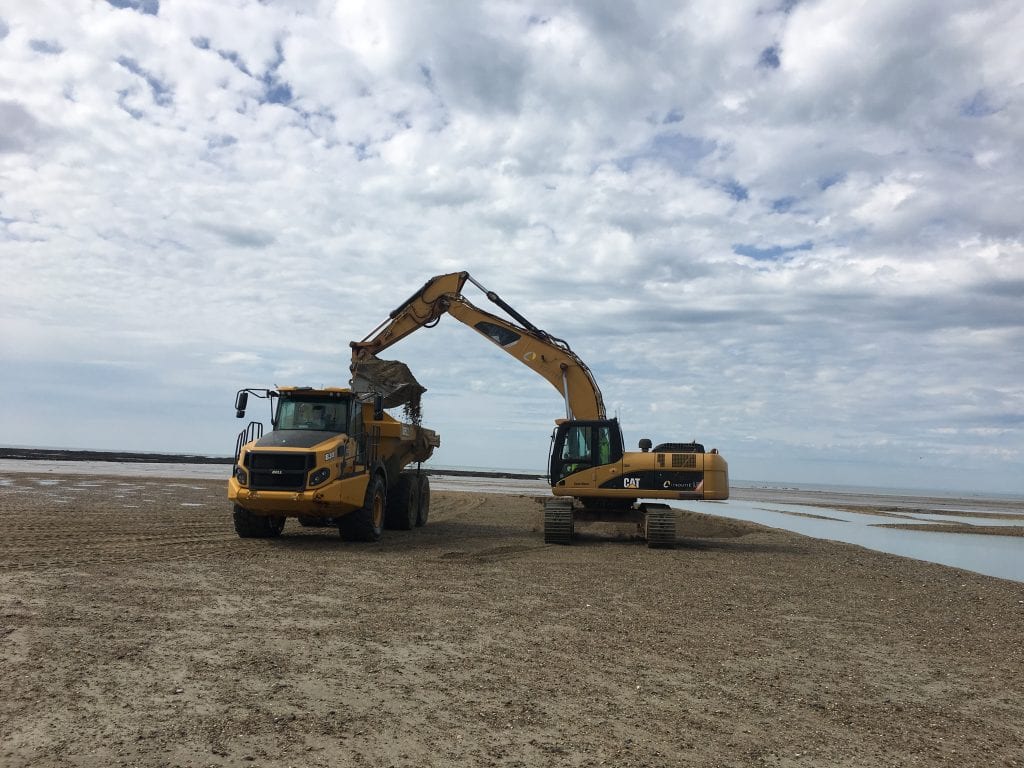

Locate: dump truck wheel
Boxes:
[385,473,419,531]
[415,474,430,527]
[233,505,285,539]
[339,475,386,542]
[543,499,574,544]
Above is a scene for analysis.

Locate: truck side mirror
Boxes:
[373,394,384,421]
[235,391,248,419]
[639,438,652,452]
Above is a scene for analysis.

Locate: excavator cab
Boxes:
[549,419,625,483]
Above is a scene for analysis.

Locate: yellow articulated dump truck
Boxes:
[227,383,439,541]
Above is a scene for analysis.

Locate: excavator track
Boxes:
[644,504,676,549]
[543,499,574,545]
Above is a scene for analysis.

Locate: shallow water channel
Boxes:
[699,498,1024,584]
[429,473,1024,583]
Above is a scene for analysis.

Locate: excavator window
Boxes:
[550,421,624,483]
[555,425,594,480]
[596,426,613,465]
[473,321,521,348]
[561,425,591,462]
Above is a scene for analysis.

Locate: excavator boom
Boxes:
[351,272,606,421]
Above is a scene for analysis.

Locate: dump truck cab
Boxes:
[232,388,355,494]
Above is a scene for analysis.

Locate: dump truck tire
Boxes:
[233,505,285,539]
[339,475,386,542]
[385,473,419,530]
[415,474,430,527]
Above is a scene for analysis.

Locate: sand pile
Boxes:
[351,357,426,423]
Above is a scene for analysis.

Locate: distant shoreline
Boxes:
[0,447,232,465]
[0,447,546,481]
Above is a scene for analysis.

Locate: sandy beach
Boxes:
[1,470,1022,767]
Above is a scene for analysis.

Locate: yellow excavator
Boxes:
[351,271,729,547]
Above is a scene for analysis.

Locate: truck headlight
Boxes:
[308,468,330,487]
[235,466,248,486]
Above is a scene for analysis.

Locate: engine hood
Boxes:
[254,430,343,449]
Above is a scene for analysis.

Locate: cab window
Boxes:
[556,425,593,480]
[561,425,592,462]
[277,399,348,432]
[596,425,613,465]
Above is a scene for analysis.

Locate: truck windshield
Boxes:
[276,398,350,432]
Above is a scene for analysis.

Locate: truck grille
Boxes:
[246,452,314,491]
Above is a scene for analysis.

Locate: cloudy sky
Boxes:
[1,0,1022,493]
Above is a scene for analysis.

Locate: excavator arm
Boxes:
[351,272,606,421]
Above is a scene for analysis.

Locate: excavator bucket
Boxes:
[350,357,426,422]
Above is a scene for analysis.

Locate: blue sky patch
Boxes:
[206,135,237,150]
[721,179,749,201]
[116,89,144,119]
[818,172,845,190]
[759,45,780,69]
[616,132,715,174]
[662,108,684,124]
[258,41,291,105]
[262,80,293,105]
[117,57,173,107]
[771,196,797,213]
[960,90,999,118]
[733,241,813,261]
[420,64,436,90]
[216,49,252,76]
[106,0,158,15]
[30,40,64,55]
